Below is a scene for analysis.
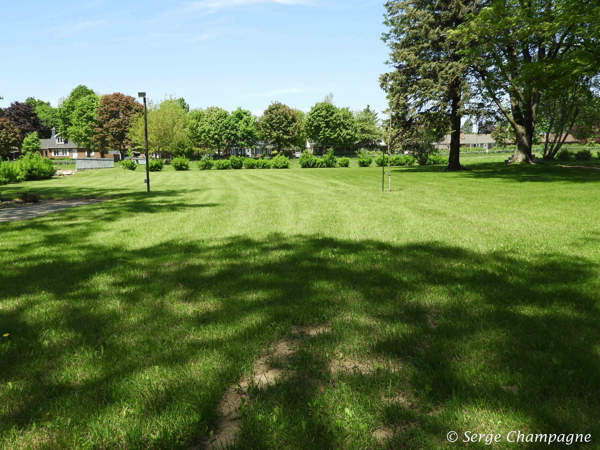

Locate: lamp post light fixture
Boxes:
[138,92,150,193]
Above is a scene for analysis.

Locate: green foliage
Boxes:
[229,155,244,169]
[338,157,350,167]
[391,155,416,166]
[148,159,164,172]
[357,153,373,167]
[557,149,572,161]
[299,152,318,168]
[575,149,592,161]
[57,85,96,140]
[375,154,389,167]
[224,108,259,154]
[120,159,138,171]
[21,132,40,155]
[198,158,214,170]
[258,102,305,152]
[18,153,55,180]
[26,98,60,131]
[314,158,326,168]
[427,154,449,165]
[214,159,232,170]
[172,157,190,171]
[322,149,338,167]
[305,102,356,150]
[256,159,271,169]
[243,158,257,169]
[0,161,24,185]
[69,94,100,152]
[271,155,290,169]
[0,118,22,159]
[188,107,229,155]
[597,151,600,159]
[129,97,188,157]
[353,106,382,150]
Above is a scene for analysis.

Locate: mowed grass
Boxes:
[1,159,599,450]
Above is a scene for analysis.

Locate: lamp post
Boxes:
[138,92,150,193]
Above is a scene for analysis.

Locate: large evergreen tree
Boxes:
[354,105,382,150]
[381,0,474,171]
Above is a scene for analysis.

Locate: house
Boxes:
[543,134,584,145]
[39,128,114,159]
[436,132,496,150]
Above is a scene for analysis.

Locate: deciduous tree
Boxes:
[94,93,143,157]
[224,108,258,154]
[454,0,600,163]
[188,107,229,156]
[0,118,21,159]
[305,102,356,152]
[258,102,305,153]
[21,132,41,155]
[69,94,100,154]
[58,85,96,140]
[25,98,60,135]
[1,102,42,145]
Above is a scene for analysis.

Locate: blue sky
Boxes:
[1,0,389,116]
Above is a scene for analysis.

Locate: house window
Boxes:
[52,149,68,156]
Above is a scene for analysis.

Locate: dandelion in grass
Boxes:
[3,334,9,337]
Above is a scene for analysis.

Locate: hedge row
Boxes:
[0,154,56,186]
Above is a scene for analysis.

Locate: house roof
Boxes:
[438,133,496,145]
[545,134,582,144]
[39,138,82,150]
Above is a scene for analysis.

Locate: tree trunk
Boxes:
[447,94,462,171]
[512,125,535,163]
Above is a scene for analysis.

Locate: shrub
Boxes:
[256,159,271,169]
[314,158,326,168]
[557,149,572,161]
[18,153,56,180]
[391,155,416,166]
[322,149,337,167]
[244,158,257,169]
[19,191,41,203]
[426,154,448,165]
[149,159,164,172]
[575,149,592,161]
[214,159,232,170]
[198,158,214,170]
[375,154,389,167]
[120,159,138,171]
[0,161,24,185]
[338,157,350,167]
[172,157,190,171]
[597,151,600,159]
[299,152,317,168]
[357,153,373,167]
[230,156,244,169]
[271,155,290,169]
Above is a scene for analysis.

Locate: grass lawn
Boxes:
[1,159,599,449]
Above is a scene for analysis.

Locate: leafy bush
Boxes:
[338,157,350,167]
[0,161,24,185]
[120,159,138,171]
[256,159,271,169]
[18,153,56,180]
[244,158,257,169]
[426,154,448,165]
[198,158,214,170]
[172,157,190,171]
[19,191,41,203]
[314,158,326,168]
[322,149,337,167]
[149,159,164,172]
[230,156,244,169]
[357,153,373,167]
[375,154,389,167]
[575,149,592,160]
[214,159,232,170]
[271,155,290,169]
[299,152,317,168]
[391,155,417,166]
[597,151,600,159]
[557,149,572,161]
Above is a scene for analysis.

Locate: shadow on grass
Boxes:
[0,232,599,449]
[395,161,600,183]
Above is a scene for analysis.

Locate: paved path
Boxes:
[0,200,103,223]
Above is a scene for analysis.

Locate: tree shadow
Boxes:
[0,231,599,449]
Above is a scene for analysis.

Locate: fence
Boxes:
[75,158,115,170]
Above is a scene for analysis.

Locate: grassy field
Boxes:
[1,159,599,450]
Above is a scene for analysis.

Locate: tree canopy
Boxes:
[188,107,230,156]
[1,102,42,146]
[258,102,305,152]
[354,105,382,150]
[58,85,96,140]
[305,102,356,151]
[0,118,21,159]
[94,93,142,156]
[69,94,100,153]
[224,108,259,154]
[21,132,41,155]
